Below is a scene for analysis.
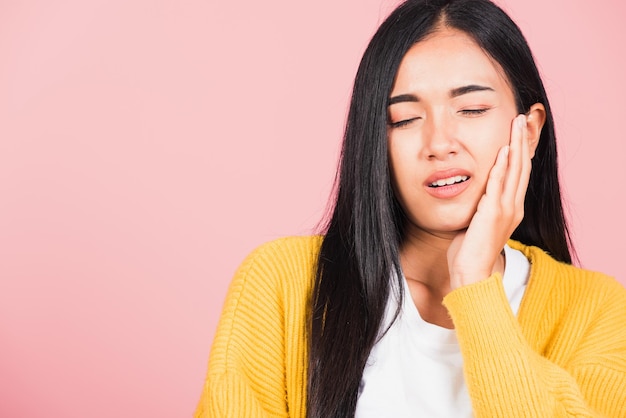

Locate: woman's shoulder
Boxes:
[250,235,324,255]
[231,235,323,290]
[241,235,323,268]
[509,239,625,303]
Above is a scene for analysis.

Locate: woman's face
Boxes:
[388,28,522,239]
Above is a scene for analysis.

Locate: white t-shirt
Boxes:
[355,244,530,417]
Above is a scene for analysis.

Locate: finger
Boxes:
[483,144,509,203]
[502,114,525,204]
[515,115,532,207]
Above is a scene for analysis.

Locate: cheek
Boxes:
[388,148,405,193]
[388,139,416,200]
[461,116,512,163]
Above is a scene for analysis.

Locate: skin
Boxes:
[387,27,546,328]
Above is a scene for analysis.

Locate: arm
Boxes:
[196,373,279,418]
[443,273,626,417]
[194,242,293,418]
[446,113,626,416]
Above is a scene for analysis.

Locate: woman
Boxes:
[195,0,626,416]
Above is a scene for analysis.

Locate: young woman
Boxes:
[195,0,626,416]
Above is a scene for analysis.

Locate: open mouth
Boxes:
[429,175,469,188]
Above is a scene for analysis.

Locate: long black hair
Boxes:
[307,0,574,416]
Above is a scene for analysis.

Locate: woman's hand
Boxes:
[447,114,531,290]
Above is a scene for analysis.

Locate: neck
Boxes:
[399,228,455,292]
[399,227,506,329]
[399,227,506,291]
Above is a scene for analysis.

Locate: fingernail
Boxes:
[517,115,526,129]
[503,145,510,156]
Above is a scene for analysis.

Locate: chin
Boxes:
[429,209,474,232]
[408,216,471,238]
[433,221,471,234]
[403,200,478,235]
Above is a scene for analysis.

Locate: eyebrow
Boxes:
[449,84,494,98]
[388,94,418,106]
[387,84,495,106]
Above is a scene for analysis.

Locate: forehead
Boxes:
[392,28,513,96]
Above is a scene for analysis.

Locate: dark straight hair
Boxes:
[307,0,574,416]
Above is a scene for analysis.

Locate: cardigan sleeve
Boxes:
[443,274,626,418]
[194,242,292,418]
[196,372,278,418]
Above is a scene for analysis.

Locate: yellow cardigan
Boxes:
[195,236,626,417]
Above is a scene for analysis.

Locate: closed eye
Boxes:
[389,117,421,128]
[459,108,489,116]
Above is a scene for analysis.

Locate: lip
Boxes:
[424,168,472,199]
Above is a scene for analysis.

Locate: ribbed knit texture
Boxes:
[195,237,626,417]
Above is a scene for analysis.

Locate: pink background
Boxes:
[1,0,624,416]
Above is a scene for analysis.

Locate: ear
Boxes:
[525,103,546,158]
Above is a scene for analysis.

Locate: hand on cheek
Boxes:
[447,114,531,290]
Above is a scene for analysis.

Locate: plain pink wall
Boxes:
[0,0,624,416]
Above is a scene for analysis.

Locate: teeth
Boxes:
[431,175,468,187]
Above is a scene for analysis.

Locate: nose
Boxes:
[420,111,458,160]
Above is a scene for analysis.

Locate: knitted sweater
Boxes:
[195,236,626,417]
